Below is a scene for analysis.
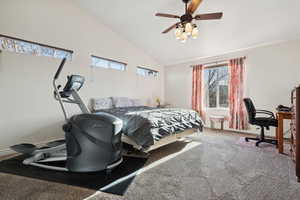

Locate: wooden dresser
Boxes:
[291,86,300,182]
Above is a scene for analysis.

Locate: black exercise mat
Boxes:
[0,155,147,196]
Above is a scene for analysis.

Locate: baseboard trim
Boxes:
[203,127,291,142]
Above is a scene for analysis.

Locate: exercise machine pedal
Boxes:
[10,144,38,155]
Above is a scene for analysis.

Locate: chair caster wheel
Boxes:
[255,141,260,147]
[245,138,249,142]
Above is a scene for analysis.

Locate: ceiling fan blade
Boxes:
[162,23,180,34]
[187,0,203,14]
[194,12,223,20]
[155,13,180,19]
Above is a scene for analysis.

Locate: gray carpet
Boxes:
[1,129,299,200]
[87,130,300,200]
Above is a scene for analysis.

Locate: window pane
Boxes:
[152,71,158,77]
[204,65,229,108]
[40,46,55,57]
[209,86,217,107]
[91,56,126,71]
[137,67,158,77]
[110,61,126,71]
[54,49,72,59]
[0,37,16,52]
[204,68,218,108]
[137,68,145,76]
[218,66,229,107]
[219,85,229,107]
[0,37,72,60]
[92,57,109,68]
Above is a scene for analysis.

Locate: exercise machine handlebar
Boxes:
[54,58,67,80]
[53,57,68,121]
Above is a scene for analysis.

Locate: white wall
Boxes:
[165,39,300,136]
[0,0,164,152]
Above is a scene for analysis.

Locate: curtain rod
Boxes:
[190,56,246,68]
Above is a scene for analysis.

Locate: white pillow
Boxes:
[131,99,143,107]
[112,97,133,108]
[91,97,113,111]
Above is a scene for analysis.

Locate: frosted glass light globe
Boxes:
[180,31,188,43]
[185,23,193,35]
[174,27,182,40]
[191,26,199,39]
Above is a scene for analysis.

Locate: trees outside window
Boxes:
[204,65,229,108]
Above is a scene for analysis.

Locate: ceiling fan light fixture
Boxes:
[185,23,193,35]
[175,26,182,40]
[180,31,188,43]
[156,0,223,43]
[191,25,199,39]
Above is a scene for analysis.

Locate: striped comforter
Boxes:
[95,106,203,149]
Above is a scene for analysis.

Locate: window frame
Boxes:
[91,55,127,71]
[136,66,159,77]
[203,63,229,111]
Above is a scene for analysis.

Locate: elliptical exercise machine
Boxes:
[11,58,123,172]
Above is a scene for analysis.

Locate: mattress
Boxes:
[94,106,203,149]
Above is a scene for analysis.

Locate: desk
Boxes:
[276,111,292,154]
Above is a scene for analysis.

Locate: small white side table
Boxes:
[210,115,226,130]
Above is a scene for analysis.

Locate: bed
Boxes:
[91,97,203,152]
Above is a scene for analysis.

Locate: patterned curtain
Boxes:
[192,65,205,120]
[229,57,248,130]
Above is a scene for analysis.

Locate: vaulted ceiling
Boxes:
[76,0,300,65]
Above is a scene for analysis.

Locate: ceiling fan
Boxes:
[155,0,223,42]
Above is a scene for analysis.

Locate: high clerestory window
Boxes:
[0,34,73,59]
[91,55,127,71]
[136,66,159,77]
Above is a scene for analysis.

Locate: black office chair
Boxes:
[243,98,278,147]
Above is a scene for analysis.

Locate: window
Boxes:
[204,64,229,108]
[137,66,158,77]
[0,34,72,59]
[91,55,126,71]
